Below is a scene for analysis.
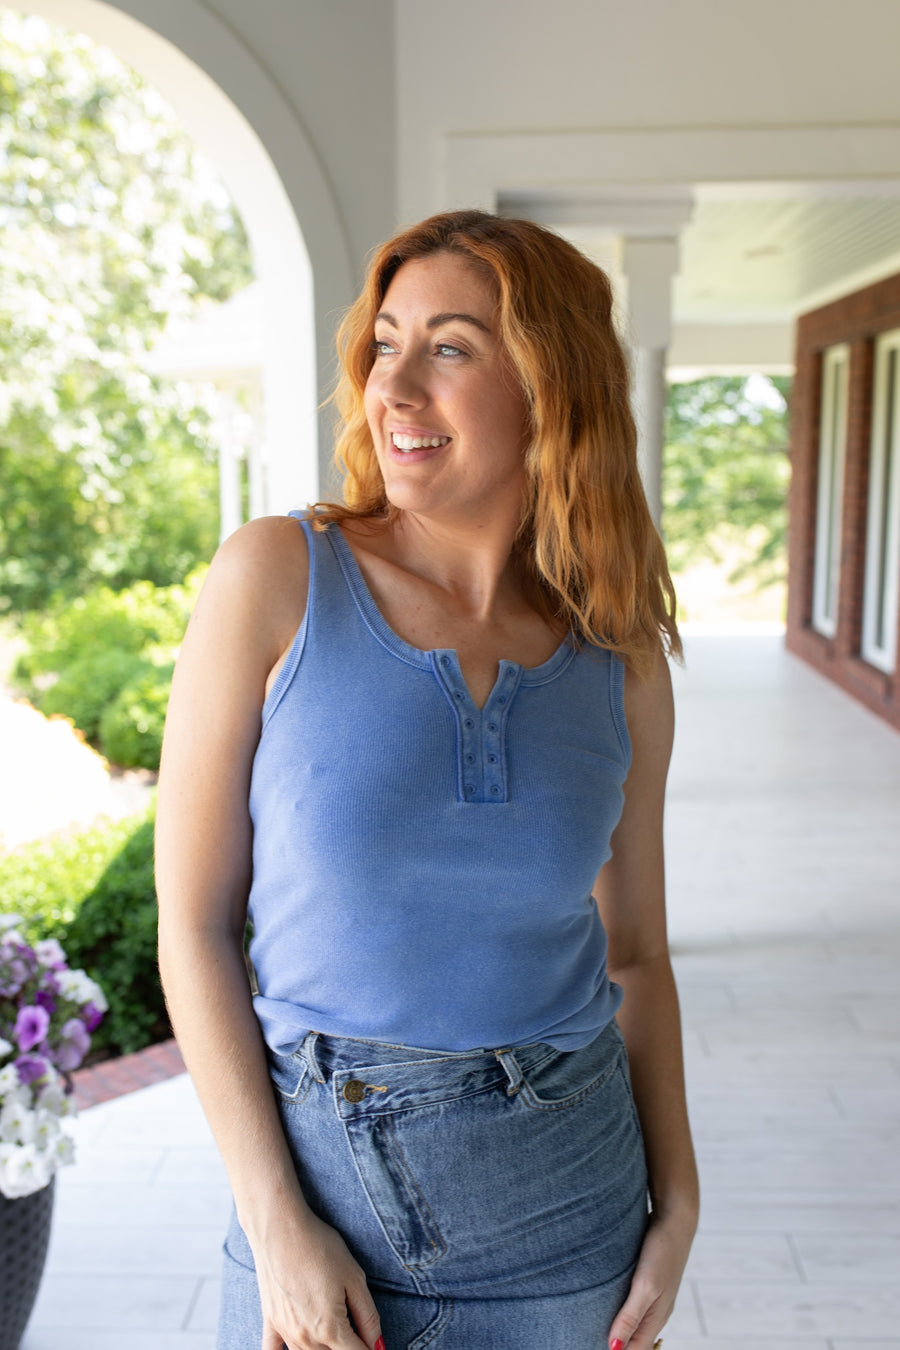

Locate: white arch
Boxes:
[18,0,357,505]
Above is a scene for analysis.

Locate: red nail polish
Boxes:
[610,1341,625,1350]
[375,1339,386,1350]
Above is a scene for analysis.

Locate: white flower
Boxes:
[0,1095,36,1144]
[0,914,23,932]
[57,967,107,1011]
[0,1036,14,1057]
[0,1142,53,1198]
[36,1077,71,1117]
[34,937,66,967]
[0,1064,22,1095]
[32,1108,62,1150]
[50,1131,75,1167]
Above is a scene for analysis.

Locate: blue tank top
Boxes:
[248,515,629,1054]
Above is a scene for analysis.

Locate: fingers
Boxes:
[345,1278,384,1350]
[262,1312,372,1350]
[608,1281,668,1350]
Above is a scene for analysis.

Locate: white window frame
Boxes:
[861,328,900,673]
[812,344,850,639]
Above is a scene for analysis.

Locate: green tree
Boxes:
[0,10,253,613]
[662,375,791,590]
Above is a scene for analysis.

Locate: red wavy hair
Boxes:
[314,209,680,674]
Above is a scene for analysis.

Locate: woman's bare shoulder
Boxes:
[623,649,675,767]
[187,515,309,670]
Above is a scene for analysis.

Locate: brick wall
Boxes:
[786,272,900,732]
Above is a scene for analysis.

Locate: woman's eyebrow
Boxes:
[375,309,492,335]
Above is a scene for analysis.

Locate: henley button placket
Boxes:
[430,652,523,804]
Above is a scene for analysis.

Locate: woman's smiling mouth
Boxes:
[391,434,451,452]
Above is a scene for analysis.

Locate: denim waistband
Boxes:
[292,1025,621,1119]
[296,1030,562,1107]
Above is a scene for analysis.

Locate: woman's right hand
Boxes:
[254,1208,385,1350]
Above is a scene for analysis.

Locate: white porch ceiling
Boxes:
[526,182,900,373]
[677,191,900,323]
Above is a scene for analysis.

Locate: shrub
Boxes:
[61,815,169,1057]
[98,662,174,769]
[13,569,205,769]
[38,649,149,745]
[0,808,168,1058]
[0,814,141,939]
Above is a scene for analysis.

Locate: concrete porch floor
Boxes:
[20,633,900,1349]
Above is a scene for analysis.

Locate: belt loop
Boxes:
[494,1048,524,1096]
[300,1030,326,1084]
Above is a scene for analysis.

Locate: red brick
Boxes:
[71,1038,186,1109]
[786,272,900,731]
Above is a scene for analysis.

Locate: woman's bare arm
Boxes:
[156,517,383,1350]
[593,653,699,1350]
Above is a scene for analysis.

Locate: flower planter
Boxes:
[0,1177,55,1350]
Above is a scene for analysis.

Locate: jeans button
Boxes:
[342,1079,366,1103]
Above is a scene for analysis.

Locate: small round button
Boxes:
[342,1080,366,1103]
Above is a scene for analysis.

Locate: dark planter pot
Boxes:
[0,1177,55,1350]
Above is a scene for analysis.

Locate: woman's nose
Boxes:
[378,357,427,408]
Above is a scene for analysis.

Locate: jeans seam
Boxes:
[382,1112,448,1269]
[517,1050,624,1112]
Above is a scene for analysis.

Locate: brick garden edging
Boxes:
[71,1038,186,1108]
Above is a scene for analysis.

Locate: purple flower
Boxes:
[35,990,58,1015]
[82,1002,104,1032]
[55,1018,91,1072]
[14,1005,50,1053]
[14,1054,50,1086]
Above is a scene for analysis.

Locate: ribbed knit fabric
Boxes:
[248,515,630,1054]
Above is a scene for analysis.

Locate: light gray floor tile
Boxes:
[660,1341,830,1350]
[187,1277,222,1333]
[23,1338,215,1350]
[697,1282,900,1338]
[684,1232,802,1282]
[793,1232,900,1285]
[27,1273,202,1331]
[43,1219,224,1276]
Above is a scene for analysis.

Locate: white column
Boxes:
[217,383,243,544]
[619,237,680,527]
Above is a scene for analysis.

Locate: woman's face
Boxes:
[364,252,529,528]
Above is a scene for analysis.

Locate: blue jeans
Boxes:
[219,1019,648,1349]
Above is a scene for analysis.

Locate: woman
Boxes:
[156,209,698,1350]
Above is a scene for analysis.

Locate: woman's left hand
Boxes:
[606,1207,697,1350]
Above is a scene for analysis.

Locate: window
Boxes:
[812,345,849,638]
[861,329,900,673]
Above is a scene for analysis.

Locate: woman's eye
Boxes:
[371,338,396,356]
[435,342,464,358]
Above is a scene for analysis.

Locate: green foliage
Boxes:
[62,816,168,1056]
[0,814,141,940]
[0,810,168,1057]
[38,651,150,745]
[13,571,203,767]
[663,375,792,590]
[98,662,174,769]
[0,11,253,614]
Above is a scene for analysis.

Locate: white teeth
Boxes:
[392,434,450,451]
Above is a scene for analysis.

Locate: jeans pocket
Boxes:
[517,1024,627,1111]
[268,1049,311,1105]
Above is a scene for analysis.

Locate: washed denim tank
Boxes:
[248,514,630,1055]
